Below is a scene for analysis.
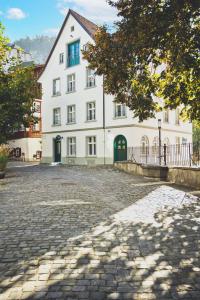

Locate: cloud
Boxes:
[57,0,118,24]
[7,8,27,20]
[43,28,60,36]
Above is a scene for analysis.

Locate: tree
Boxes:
[0,23,40,144]
[83,0,200,122]
[193,121,200,144]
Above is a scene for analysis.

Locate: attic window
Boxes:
[71,26,75,32]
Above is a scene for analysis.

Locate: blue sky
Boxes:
[0,0,118,41]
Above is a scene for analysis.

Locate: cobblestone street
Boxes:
[0,164,200,300]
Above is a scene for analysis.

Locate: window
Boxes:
[53,78,61,96]
[33,102,41,113]
[83,43,89,51]
[176,136,181,154]
[87,102,96,121]
[86,68,96,88]
[67,137,76,156]
[71,26,75,32]
[32,120,41,132]
[152,137,159,155]
[67,105,76,124]
[68,40,80,67]
[87,136,96,156]
[67,74,76,93]
[175,108,180,125]
[59,53,64,64]
[114,103,126,118]
[140,136,149,155]
[53,108,61,126]
[163,109,169,123]
[182,137,187,144]
[163,137,170,154]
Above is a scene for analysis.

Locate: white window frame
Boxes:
[86,68,96,88]
[163,109,169,123]
[152,136,159,155]
[87,136,96,157]
[114,103,126,118]
[53,78,61,96]
[67,105,76,124]
[87,102,96,121]
[67,73,76,93]
[53,108,61,126]
[67,137,76,157]
[140,136,149,155]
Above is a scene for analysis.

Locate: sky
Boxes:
[0,0,118,41]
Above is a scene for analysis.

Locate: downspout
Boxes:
[103,75,106,165]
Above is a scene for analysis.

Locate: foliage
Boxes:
[83,0,200,122]
[0,144,10,170]
[193,121,200,143]
[0,22,40,144]
[0,23,9,71]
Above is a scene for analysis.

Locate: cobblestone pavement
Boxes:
[0,165,200,300]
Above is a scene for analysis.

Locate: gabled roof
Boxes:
[39,9,98,79]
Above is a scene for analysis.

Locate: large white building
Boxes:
[39,9,192,166]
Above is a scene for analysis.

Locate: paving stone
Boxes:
[0,164,199,300]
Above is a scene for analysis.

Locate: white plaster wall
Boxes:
[8,138,41,161]
[40,14,104,135]
[39,12,192,164]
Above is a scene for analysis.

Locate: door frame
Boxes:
[53,137,62,163]
[114,135,127,162]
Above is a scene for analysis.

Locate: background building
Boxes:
[7,56,44,161]
[39,10,192,166]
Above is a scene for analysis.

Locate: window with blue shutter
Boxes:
[67,40,80,67]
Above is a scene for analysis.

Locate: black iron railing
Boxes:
[127,142,200,167]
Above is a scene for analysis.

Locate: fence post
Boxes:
[146,146,148,164]
[164,144,167,166]
[189,143,191,167]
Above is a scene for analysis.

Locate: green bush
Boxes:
[0,145,10,171]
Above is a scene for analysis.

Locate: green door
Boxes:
[114,135,127,162]
[54,139,61,163]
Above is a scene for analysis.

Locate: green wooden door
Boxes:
[114,135,127,162]
[54,139,61,163]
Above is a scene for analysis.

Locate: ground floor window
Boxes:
[140,136,149,155]
[87,136,96,156]
[67,137,76,156]
[53,108,61,126]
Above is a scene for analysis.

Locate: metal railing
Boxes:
[127,142,200,167]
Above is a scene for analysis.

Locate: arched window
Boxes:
[152,137,159,154]
[163,137,170,154]
[140,136,149,155]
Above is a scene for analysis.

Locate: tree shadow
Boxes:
[0,165,163,299]
[1,190,200,299]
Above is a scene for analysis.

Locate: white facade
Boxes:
[8,99,42,162]
[39,10,192,165]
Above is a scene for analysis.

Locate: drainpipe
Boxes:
[103,75,106,165]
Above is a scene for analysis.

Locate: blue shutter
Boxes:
[68,40,80,67]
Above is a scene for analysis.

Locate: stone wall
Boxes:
[168,167,200,189]
[114,162,200,189]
